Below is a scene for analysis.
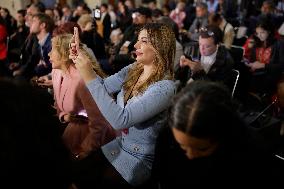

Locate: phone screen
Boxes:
[184,54,193,61]
[94,8,101,19]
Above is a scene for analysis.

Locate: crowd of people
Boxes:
[1,0,284,188]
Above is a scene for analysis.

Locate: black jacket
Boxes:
[176,45,234,91]
[249,40,284,94]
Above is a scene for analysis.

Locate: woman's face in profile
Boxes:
[134,29,156,66]
[49,41,62,69]
[172,128,219,160]
[255,27,269,42]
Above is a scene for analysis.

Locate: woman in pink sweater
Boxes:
[49,34,115,159]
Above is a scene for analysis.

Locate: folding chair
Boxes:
[231,69,240,97]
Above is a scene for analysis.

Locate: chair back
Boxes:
[231,69,240,97]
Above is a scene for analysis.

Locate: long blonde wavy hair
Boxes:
[51,34,106,78]
[123,23,176,101]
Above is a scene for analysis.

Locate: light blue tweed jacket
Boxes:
[86,64,176,186]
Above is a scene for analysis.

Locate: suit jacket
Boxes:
[102,12,111,43]
[176,46,234,90]
[35,33,52,77]
[192,46,234,87]
[19,34,41,80]
[86,64,176,186]
[52,65,115,156]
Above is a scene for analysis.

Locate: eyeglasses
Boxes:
[199,27,214,36]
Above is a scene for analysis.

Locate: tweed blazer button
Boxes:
[111,151,116,155]
[134,146,139,151]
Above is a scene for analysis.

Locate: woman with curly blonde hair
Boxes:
[70,23,176,188]
[49,34,115,161]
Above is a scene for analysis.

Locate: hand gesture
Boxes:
[37,75,53,88]
[180,55,203,74]
[245,61,265,72]
[69,27,97,82]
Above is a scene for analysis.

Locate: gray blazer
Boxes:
[86,64,176,186]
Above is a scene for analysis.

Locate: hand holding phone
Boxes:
[184,53,192,61]
[184,54,199,62]
[69,27,80,62]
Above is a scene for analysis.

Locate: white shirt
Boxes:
[201,46,218,73]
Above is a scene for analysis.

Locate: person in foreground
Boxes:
[0,78,71,188]
[152,80,284,188]
[70,23,176,188]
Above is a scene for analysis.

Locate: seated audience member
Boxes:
[116,1,132,33]
[8,9,29,63]
[34,22,82,89]
[49,34,115,160]
[110,7,152,74]
[243,16,284,96]
[169,1,186,30]
[77,14,111,74]
[177,25,234,90]
[152,80,283,188]
[70,23,176,188]
[61,5,73,24]
[208,13,235,49]
[0,78,71,188]
[100,3,112,44]
[186,2,208,42]
[53,21,82,37]
[276,0,284,16]
[247,1,281,36]
[0,7,17,36]
[207,0,218,14]
[9,3,45,80]
[13,13,54,80]
[77,14,107,60]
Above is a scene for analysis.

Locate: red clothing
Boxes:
[0,24,7,60]
[243,37,253,60]
[255,47,272,64]
[243,37,272,64]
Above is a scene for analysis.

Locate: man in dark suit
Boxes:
[177,25,234,89]
[11,3,44,80]
[13,12,54,79]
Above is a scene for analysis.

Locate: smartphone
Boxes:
[94,8,101,20]
[70,27,79,57]
[184,54,199,62]
[243,58,250,65]
[123,41,131,47]
[184,53,193,61]
[74,114,88,121]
